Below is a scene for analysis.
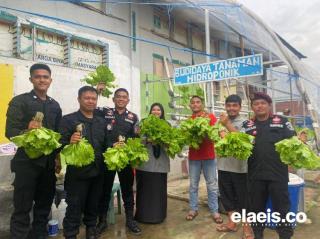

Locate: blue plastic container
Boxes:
[266,174,304,228]
[48,219,59,236]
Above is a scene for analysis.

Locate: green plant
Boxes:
[275,136,320,170]
[176,85,205,109]
[215,132,254,160]
[11,128,61,159]
[140,114,185,158]
[179,117,220,149]
[81,65,116,98]
[60,138,95,167]
[103,138,149,171]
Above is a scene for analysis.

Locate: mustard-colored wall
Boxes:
[0,64,14,143]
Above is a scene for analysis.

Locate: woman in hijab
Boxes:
[135,103,170,224]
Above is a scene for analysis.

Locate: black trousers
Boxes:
[218,170,248,212]
[98,165,134,217]
[248,180,293,239]
[63,173,103,237]
[10,160,56,239]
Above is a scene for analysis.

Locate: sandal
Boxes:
[216,223,238,232]
[242,232,254,239]
[185,210,198,221]
[242,226,254,239]
[242,224,254,239]
[212,213,223,224]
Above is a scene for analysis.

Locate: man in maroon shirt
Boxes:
[185,96,223,224]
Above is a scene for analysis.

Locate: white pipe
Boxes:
[205,9,214,113]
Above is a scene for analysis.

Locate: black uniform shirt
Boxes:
[242,115,295,182]
[95,107,139,146]
[59,110,108,178]
[5,90,62,169]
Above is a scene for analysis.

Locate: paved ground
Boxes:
[0,171,319,239]
[52,196,319,239]
[61,171,320,239]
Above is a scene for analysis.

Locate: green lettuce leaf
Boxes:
[60,138,95,167]
[81,65,116,98]
[275,136,320,170]
[178,117,220,149]
[215,132,254,160]
[103,138,149,171]
[126,138,149,167]
[140,115,185,158]
[11,127,61,159]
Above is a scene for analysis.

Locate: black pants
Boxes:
[63,173,103,237]
[248,180,293,239]
[218,170,248,212]
[10,160,56,239]
[99,165,134,217]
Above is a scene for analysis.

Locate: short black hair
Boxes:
[78,86,98,98]
[250,92,272,105]
[190,95,204,103]
[30,63,51,76]
[225,94,242,106]
[114,88,129,97]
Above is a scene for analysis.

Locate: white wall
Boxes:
[0,0,142,115]
[0,39,139,116]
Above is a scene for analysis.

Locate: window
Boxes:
[153,54,165,77]
[153,15,161,29]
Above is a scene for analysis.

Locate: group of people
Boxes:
[184,93,296,239]
[6,63,296,239]
[6,63,145,239]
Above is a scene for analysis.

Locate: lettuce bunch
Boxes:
[11,128,61,159]
[103,138,148,171]
[275,136,320,170]
[140,115,185,158]
[215,132,254,160]
[60,138,95,167]
[178,117,221,149]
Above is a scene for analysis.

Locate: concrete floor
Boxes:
[55,172,320,239]
[0,192,319,239]
[51,196,319,239]
[0,170,319,239]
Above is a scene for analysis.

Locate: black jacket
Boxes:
[6,90,62,170]
[59,110,108,179]
[95,107,139,145]
[242,115,296,182]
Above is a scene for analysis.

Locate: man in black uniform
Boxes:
[59,86,108,239]
[221,92,296,239]
[95,88,141,235]
[6,63,62,239]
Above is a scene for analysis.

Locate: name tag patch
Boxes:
[125,118,134,124]
[270,124,283,128]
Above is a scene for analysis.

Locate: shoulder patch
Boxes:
[127,111,137,119]
[106,109,114,116]
[127,113,134,119]
[285,121,294,131]
[246,120,255,127]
